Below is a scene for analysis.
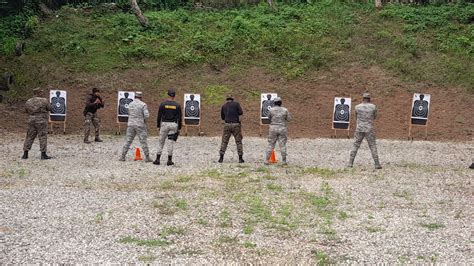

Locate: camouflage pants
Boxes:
[84,112,100,140]
[265,125,288,162]
[156,122,178,156]
[122,125,149,157]
[219,123,243,156]
[349,131,380,165]
[23,117,48,152]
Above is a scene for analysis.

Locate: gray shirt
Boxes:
[268,106,291,127]
[127,98,149,127]
[355,102,377,132]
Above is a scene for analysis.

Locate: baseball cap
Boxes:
[274,96,282,102]
[226,94,234,101]
[135,91,143,98]
[362,92,371,98]
[168,89,176,97]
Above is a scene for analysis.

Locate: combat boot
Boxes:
[153,154,161,165]
[21,151,28,159]
[282,155,287,166]
[167,156,174,166]
[469,163,474,169]
[41,152,52,160]
[218,154,224,163]
[239,155,244,163]
[84,138,91,144]
[94,137,103,142]
[119,154,126,161]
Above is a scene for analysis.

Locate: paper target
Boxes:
[332,97,351,129]
[260,93,277,124]
[117,91,135,123]
[333,97,351,123]
[411,93,430,125]
[184,93,201,125]
[49,90,67,121]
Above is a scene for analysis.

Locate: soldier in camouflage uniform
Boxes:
[83,88,104,143]
[264,97,291,165]
[22,88,53,160]
[153,89,182,166]
[219,95,244,163]
[119,92,152,162]
[347,92,382,169]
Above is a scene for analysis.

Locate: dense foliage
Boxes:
[0,1,473,93]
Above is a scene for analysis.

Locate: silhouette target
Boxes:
[184,94,201,125]
[332,97,351,129]
[49,90,67,121]
[411,93,430,125]
[117,91,135,123]
[260,93,277,124]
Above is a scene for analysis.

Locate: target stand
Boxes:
[331,123,350,139]
[116,119,127,135]
[408,116,429,140]
[48,117,66,134]
[183,122,202,136]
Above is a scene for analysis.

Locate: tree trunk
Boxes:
[268,0,275,10]
[131,0,149,28]
[375,0,383,9]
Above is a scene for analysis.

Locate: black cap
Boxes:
[92,88,100,93]
[168,89,176,97]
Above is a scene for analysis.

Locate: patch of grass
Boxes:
[266,183,283,192]
[176,175,192,183]
[243,223,254,234]
[338,211,348,220]
[197,217,209,225]
[303,167,337,178]
[138,255,156,263]
[202,85,231,106]
[118,236,169,247]
[153,202,175,215]
[159,180,174,190]
[311,249,331,264]
[243,241,257,249]
[393,189,412,200]
[201,169,221,179]
[256,167,270,173]
[95,212,104,223]
[219,209,233,228]
[174,199,188,210]
[420,222,445,230]
[263,174,277,180]
[160,226,185,238]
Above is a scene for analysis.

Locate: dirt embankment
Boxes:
[1,63,472,140]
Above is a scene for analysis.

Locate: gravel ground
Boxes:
[0,134,472,264]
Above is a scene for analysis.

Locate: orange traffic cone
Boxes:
[269,149,277,164]
[134,147,143,161]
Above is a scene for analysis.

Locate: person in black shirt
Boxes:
[153,89,182,166]
[83,88,104,143]
[219,95,244,163]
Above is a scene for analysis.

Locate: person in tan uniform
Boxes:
[347,92,382,169]
[22,88,53,160]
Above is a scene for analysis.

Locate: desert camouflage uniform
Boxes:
[84,112,100,140]
[348,102,381,167]
[265,106,291,163]
[121,98,150,159]
[23,96,51,152]
[157,122,179,156]
[219,123,243,156]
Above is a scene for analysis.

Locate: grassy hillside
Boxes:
[1,1,473,100]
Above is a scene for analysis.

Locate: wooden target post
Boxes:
[49,118,67,134]
[408,93,430,140]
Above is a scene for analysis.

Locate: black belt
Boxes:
[162,120,177,123]
[225,122,240,124]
